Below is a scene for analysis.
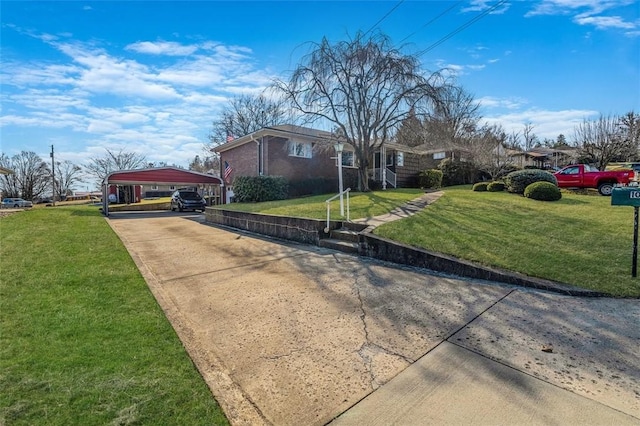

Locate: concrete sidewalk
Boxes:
[334,340,638,425]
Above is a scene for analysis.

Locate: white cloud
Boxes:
[482,108,599,140]
[574,14,636,29]
[0,29,280,167]
[525,0,639,34]
[461,0,511,14]
[87,120,121,134]
[478,96,528,110]
[125,41,199,56]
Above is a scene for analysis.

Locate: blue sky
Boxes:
[1,0,639,173]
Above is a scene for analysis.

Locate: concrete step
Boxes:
[318,238,359,254]
[330,229,360,243]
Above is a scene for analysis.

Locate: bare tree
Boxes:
[208,94,289,147]
[617,111,640,161]
[0,151,50,199]
[504,130,522,150]
[188,155,219,174]
[0,154,19,198]
[85,148,147,187]
[523,123,539,150]
[423,85,481,150]
[467,123,514,180]
[574,114,628,170]
[55,160,83,198]
[275,31,444,191]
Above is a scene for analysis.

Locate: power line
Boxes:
[416,0,508,57]
[398,1,463,45]
[363,0,405,37]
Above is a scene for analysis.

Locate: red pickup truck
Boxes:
[554,164,635,195]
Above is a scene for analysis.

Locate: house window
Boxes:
[433,152,446,160]
[170,185,176,190]
[386,152,394,166]
[151,185,158,190]
[396,152,404,167]
[341,151,355,167]
[288,140,312,158]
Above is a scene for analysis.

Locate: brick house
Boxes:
[213,125,359,201]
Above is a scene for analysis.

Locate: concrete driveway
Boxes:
[107,211,640,425]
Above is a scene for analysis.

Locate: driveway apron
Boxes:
[107,211,640,425]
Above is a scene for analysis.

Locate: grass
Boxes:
[373,186,640,298]
[0,207,228,425]
[218,188,425,220]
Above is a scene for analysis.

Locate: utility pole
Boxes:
[50,145,55,206]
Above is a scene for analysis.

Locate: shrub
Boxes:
[504,169,557,194]
[233,175,288,202]
[438,159,480,186]
[418,169,443,189]
[524,181,562,201]
[487,181,505,192]
[472,182,488,192]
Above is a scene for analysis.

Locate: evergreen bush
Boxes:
[418,169,443,189]
[504,169,557,194]
[487,181,505,192]
[524,181,562,201]
[472,182,489,192]
[233,176,288,202]
[438,159,479,186]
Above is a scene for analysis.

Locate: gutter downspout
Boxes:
[247,132,261,175]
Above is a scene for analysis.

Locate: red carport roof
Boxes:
[104,167,222,186]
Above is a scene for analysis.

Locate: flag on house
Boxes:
[224,161,233,182]
[226,133,234,142]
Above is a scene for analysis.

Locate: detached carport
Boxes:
[102,167,222,216]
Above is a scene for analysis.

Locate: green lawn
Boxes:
[219,188,425,219]
[373,187,640,297]
[219,186,639,297]
[0,207,228,425]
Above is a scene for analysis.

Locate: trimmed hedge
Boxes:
[524,181,562,201]
[472,182,489,192]
[487,181,505,192]
[233,175,288,202]
[418,169,443,189]
[504,169,557,194]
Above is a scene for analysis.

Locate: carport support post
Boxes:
[633,206,638,278]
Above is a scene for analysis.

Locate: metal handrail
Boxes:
[324,188,351,233]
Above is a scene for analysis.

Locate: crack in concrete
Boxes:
[262,348,304,361]
[354,275,377,390]
[368,341,414,364]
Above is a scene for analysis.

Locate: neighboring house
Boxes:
[508,147,578,170]
[370,142,471,188]
[213,125,357,199]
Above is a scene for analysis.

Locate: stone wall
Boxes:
[205,208,344,245]
[204,208,603,296]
